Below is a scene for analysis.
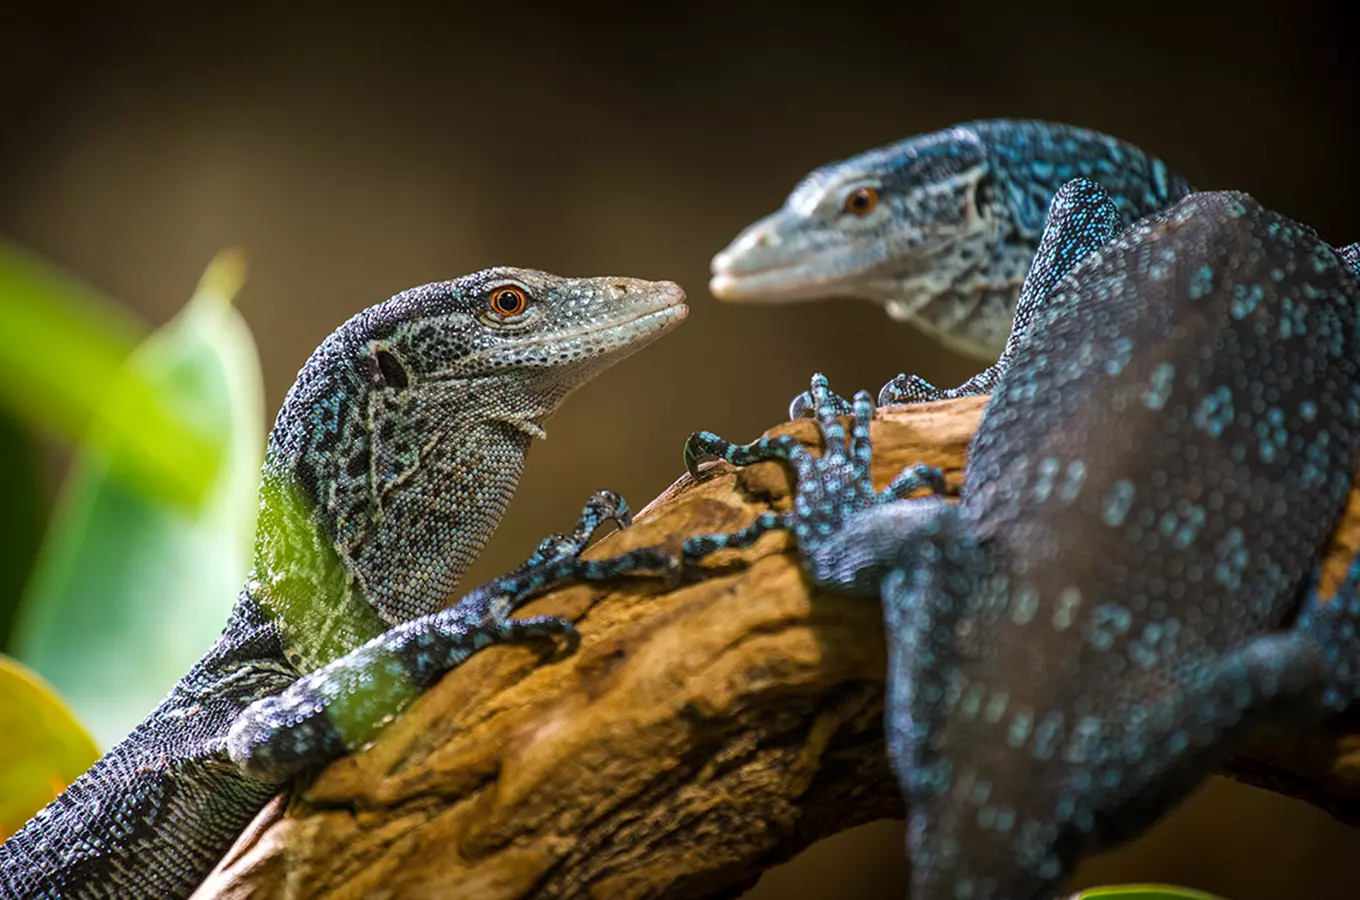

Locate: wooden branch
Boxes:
[194,396,1360,900]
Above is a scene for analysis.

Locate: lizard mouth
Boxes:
[593,301,690,346]
[709,249,875,303]
[491,287,689,365]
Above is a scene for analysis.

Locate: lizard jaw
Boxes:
[709,243,889,304]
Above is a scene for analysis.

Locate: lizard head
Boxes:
[709,125,1001,318]
[255,267,687,647]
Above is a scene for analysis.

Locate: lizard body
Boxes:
[0,267,685,898]
[709,118,1192,408]
[684,184,1360,897]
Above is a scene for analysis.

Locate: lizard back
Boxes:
[910,191,1360,894]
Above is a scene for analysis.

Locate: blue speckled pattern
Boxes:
[711,119,1193,376]
[684,185,1360,898]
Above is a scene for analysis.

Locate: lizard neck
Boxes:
[249,379,546,670]
[873,234,1035,361]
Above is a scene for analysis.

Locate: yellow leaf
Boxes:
[0,654,99,839]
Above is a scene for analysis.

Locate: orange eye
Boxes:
[843,187,879,216]
[489,285,529,317]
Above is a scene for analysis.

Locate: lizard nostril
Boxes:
[613,283,629,292]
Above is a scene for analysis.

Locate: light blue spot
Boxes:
[1033,456,1061,503]
[1152,159,1169,198]
[1230,282,1264,319]
[1059,460,1087,503]
[1143,362,1175,410]
[1213,527,1250,590]
[1063,716,1103,764]
[983,691,1010,723]
[961,684,985,720]
[1187,264,1214,300]
[1052,586,1082,631]
[995,807,1016,832]
[1008,708,1034,748]
[1033,712,1063,760]
[1193,386,1234,438]
[1105,336,1134,376]
[1011,584,1040,625]
[1102,480,1136,527]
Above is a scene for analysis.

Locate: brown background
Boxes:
[2,2,1357,897]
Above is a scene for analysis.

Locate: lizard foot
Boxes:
[459,488,670,627]
[684,373,945,584]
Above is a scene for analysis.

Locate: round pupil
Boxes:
[496,290,521,312]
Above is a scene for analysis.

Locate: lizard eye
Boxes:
[843,187,879,217]
[489,285,529,317]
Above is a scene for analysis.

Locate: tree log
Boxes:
[193,396,1360,900]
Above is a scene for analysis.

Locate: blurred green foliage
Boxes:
[0,413,44,646]
[0,247,264,758]
[0,244,226,510]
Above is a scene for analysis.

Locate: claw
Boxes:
[684,430,725,479]
[790,375,855,421]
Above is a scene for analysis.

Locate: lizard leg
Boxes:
[1075,558,1360,853]
[226,598,561,782]
[877,177,1123,406]
[228,495,671,784]
[227,548,671,784]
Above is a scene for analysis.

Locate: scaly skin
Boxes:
[710,119,1191,407]
[686,184,1360,898]
[0,267,686,898]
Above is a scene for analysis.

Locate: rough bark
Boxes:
[194,396,1360,900]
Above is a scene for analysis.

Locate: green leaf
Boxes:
[0,413,45,648]
[0,654,99,839]
[1071,884,1229,900]
[9,252,264,749]
[0,240,222,509]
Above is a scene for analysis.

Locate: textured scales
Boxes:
[685,185,1360,898]
[0,267,686,899]
[711,118,1192,366]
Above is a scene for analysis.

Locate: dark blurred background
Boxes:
[2,2,1357,897]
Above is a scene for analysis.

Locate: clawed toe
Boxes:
[789,374,855,421]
